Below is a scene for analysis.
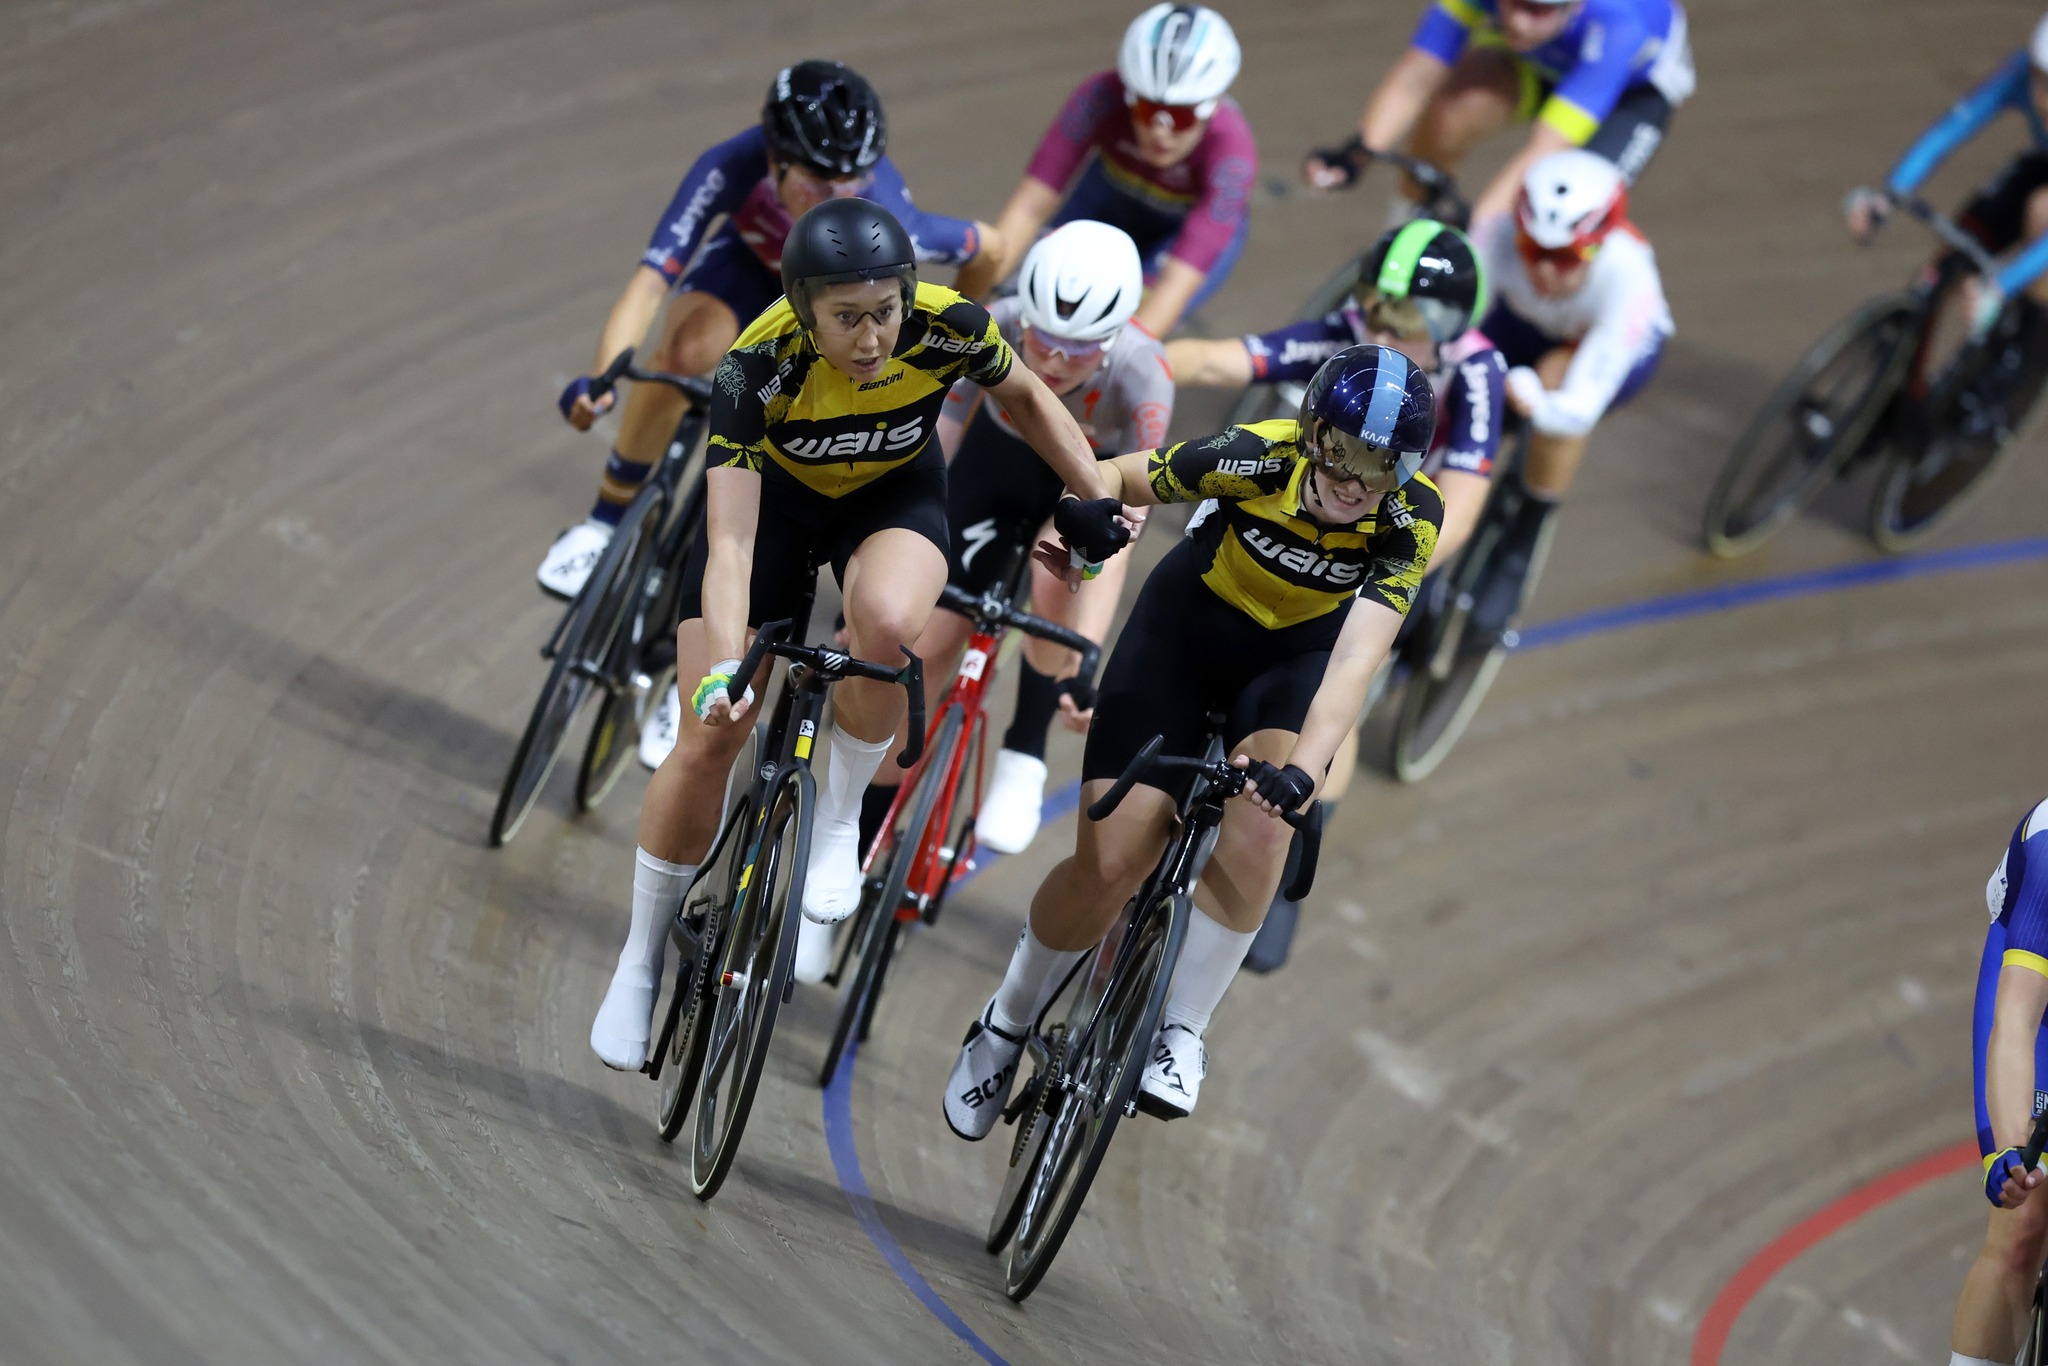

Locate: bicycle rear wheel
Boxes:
[489,484,668,845]
[690,766,811,1201]
[1868,323,2048,550]
[818,705,964,1088]
[1701,295,1916,558]
[1003,889,1189,1302]
[654,786,754,1141]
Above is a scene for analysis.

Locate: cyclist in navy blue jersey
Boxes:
[1952,794,2048,1365]
[537,60,998,601]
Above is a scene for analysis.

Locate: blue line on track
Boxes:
[822,533,2048,1362]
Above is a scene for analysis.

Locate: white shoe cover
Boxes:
[801,819,864,924]
[639,681,680,771]
[537,519,613,599]
[975,749,1048,856]
[590,962,659,1071]
[792,916,836,985]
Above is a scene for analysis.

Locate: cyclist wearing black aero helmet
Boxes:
[541,60,1003,615]
[945,344,1443,1136]
[590,196,1127,1072]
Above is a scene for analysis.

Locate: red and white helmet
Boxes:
[1516,149,1627,253]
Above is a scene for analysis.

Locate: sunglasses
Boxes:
[1516,231,1599,272]
[1126,93,1217,133]
[1023,325,1108,361]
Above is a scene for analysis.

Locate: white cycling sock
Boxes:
[1947,1354,2000,1365]
[821,725,893,832]
[619,847,694,971]
[1162,908,1257,1036]
[990,923,1085,1037]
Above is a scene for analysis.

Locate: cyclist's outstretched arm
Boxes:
[954,177,1061,298]
[700,466,760,674]
[1886,53,2030,200]
[1163,338,1254,387]
[588,266,671,377]
[1292,598,1405,783]
[1987,962,2048,1204]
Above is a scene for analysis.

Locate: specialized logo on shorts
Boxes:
[777,418,926,462]
[958,516,999,570]
[1240,526,1365,587]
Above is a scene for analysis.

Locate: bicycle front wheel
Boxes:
[690,765,811,1201]
[1701,295,1916,558]
[818,705,964,1089]
[489,484,668,845]
[1004,890,1189,1302]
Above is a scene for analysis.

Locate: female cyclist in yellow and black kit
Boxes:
[590,198,1129,1071]
[944,343,1443,1137]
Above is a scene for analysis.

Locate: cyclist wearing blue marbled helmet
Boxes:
[943,345,1442,1136]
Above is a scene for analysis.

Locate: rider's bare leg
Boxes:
[638,616,754,866]
[1027,781,1179,952]
[1950,1195,2048,1361]
[1521,346,1590,498]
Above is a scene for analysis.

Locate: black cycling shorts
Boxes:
[675,447,950,628]
[1582,84,1673,186]
[1081,539,1350,785]
[945,409,1117,596]
[1961,150,2048,254]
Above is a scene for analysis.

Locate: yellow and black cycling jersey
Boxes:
[707,281,1014,499]
[1149,419,1442,630]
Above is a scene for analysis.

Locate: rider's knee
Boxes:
[1079,831,1159,893]
[850,600,924,657]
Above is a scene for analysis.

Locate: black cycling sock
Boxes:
[1473,478,1556,635]
[859,782,898,856]
[1001,660,1062,761]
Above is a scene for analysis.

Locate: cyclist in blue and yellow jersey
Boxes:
[539,60,1000,601]
[1303,0,1694,224]
[588,198,1128,1073]
[953,4,1255,338]
[1949,797,2048,1366]
[1847,15,2048,367]
[943,345,1442,1137]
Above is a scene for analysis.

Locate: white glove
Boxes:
[1505,365,1547,418]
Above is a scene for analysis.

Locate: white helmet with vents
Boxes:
[1516,149,1628,251]
[1118,5,1241,108]
[1016,221,1145,344]
[2032,13,2048,73]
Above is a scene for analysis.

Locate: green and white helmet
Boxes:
[1354,219,1488,346]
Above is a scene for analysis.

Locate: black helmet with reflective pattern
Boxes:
[762,60,887,179]
[1355,219,1487,346]
[1297,344,1437,497]
[779,197,918,332]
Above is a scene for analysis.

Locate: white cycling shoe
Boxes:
[801,819,864,924]
[589,960,661,1071]
[1136,1023,1206,1120]
[974,749,1048,855]
[639,682,681,770]
[792,916,836,985]
[943,1000,1027,1141]
[537,518,613,599]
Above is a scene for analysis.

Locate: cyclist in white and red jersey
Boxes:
[954,5,1256,337]
[539,61,999,601]
[1465,148,1671,635]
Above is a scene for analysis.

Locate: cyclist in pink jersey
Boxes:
[955,5,1256,336]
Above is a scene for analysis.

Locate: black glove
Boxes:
[1306,135,1372,189]
[1052,496,1131,565]
[1241,759,1315,814]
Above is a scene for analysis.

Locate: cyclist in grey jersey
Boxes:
[863,222,1173,863]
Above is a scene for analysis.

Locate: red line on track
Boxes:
[1690,1140,1979,1366]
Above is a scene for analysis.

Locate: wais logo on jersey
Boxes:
[777,416,927,462]
[1239,526,1366,588]
[1216,456,1285,478]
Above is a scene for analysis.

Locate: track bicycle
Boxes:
[638,597,926,1202]
[1703,194,2048,556]
[982,726,1322,1301]
[816,543,1103,1089]
[489,347,713,846]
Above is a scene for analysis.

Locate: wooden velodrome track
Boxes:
[6,1,2048,1361]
